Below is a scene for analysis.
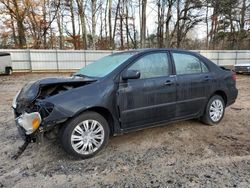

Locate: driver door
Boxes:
[117,52,177,130]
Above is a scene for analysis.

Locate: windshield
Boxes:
[75,52,135,78]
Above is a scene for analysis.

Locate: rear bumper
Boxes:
[227,99,236,106]
[226,88,238,107]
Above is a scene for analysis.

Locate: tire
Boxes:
[201,95,225,126]
[59,111,110,159]
[5,67,12,75]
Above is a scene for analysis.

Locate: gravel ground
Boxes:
[0,73,249,188]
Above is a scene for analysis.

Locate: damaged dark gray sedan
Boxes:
[12,49,238,159]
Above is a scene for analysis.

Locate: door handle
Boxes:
[204,76,211,81]
[164,80,174,86]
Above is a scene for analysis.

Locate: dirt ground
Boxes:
[0,73,249,188]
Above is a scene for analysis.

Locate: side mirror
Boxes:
[122,70,141,80]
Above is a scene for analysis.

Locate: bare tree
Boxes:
[69,0,77,49]
[0,0,249,50]
[112,0,121,49]
[140,0,147,48]
[0,0,29,48]
[57,3,64,49]
[91,0,97,49]
[108,0,112,48]
[165,0,174,48]
[125,0,129,48]
[76,0,88,49]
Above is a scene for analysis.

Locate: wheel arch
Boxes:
[5,66,13,73]
[210,90,227,106]
[73,106,115,136]
[5,66,12,70]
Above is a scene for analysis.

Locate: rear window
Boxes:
[172,53,209,75]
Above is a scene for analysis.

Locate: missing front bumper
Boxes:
[12,112,42,159]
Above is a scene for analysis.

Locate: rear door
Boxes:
[117,51,177,130]
[171,52,212,118]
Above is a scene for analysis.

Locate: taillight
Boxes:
[232,72,236,81]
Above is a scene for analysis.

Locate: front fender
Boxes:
[42,80,117,126]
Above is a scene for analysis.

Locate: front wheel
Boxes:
[60,111,110,159]
[201,95,225,126]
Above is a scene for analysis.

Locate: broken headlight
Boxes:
[16,112,42,135]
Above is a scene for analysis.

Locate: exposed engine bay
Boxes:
[15,78,94,117]
[35,83,85,118]
[37,83,79,100]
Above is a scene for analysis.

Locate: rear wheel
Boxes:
[60,111,110,159]
[201,95,225,126]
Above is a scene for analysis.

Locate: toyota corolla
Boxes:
[12,49,238,159]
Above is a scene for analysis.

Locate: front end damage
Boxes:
[12,76,95,159]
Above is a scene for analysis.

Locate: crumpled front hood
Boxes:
[16,76,96,104]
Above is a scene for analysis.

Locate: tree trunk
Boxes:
[157,0,164,48]
[119,2,124,50]
[112,0,121,49]
[91,0,97,49]
[12,0,27,48]
[100,3,103,41]
[6,0,18,48]
[108,0,112,49]
[165,1,172,48]
[140,0,147,48]
[210,1,219,49]
[76,0,88,49]
[16,19,27,49]
[176,0,181,48]
[42,0,47,48]
[69,0,77,49]
[205,0,209,49]
[48,1,54,49]
[10,14,18,48]
[125,1,129,49]
[57,10,63,49]
[157,1,160,47]
[240,0,246,31]
[104,0,108,38]
[133,17,137,48]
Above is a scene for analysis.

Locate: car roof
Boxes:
[114,48,198,55]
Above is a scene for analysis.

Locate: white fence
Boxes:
[0,49,115,72]
[0,49,249,72]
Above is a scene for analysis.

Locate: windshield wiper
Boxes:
[73,74,98,80]
[74,73,87,78]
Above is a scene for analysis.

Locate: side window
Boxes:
[201,62,209,72]
[172,53,209,75]
[128,53,169,79]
